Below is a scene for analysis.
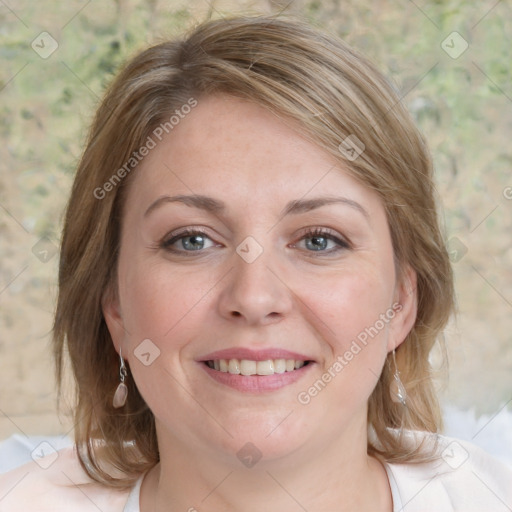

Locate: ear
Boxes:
[387,263,417,352]
[102,284,127,355]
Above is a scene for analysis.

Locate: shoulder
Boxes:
[0,445,131,512]
[385,430,512,512]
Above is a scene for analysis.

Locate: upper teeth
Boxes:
[207,359,307,375]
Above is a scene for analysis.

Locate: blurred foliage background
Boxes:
[1,0,511,438]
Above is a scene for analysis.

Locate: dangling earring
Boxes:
[113,347,128,408]
[389,348,407,406]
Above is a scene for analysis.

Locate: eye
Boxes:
[160,228,218,253]
[158,227,350,255]
[294,227,350,254]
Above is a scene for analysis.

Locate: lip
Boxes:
[200,360,315,393]
[197,348,315,362]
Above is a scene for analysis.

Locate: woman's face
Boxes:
[104,94,417,466]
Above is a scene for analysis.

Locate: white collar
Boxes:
[123,473,144,512]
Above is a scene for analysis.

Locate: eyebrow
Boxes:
[143,194,370,221]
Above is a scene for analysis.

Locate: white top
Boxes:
[122,433,512,512]
[123,473,143,512]
[1,431,511,511]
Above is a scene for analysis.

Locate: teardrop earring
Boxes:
[113,348,128,408]
[389,348,407,406]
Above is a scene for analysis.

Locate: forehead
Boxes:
[125,94,382,218]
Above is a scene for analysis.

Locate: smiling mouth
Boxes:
[205,358,312,376]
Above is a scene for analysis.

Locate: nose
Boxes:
[216,240,293,326]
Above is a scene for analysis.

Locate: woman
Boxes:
[1,15,511,512]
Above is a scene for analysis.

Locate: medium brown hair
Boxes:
[54,14,454,487]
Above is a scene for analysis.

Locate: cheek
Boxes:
[272,269,394,441]
[296,266,393,400]
[116,260,212,405]
[302,264,394,342]
[119,261,209,340]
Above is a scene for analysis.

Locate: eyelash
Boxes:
[159,227,350,256]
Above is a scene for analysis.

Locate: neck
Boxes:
[141,417,392,512]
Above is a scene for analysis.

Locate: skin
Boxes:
[103,94,418,512]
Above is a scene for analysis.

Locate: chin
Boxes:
[211,410,312,467]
